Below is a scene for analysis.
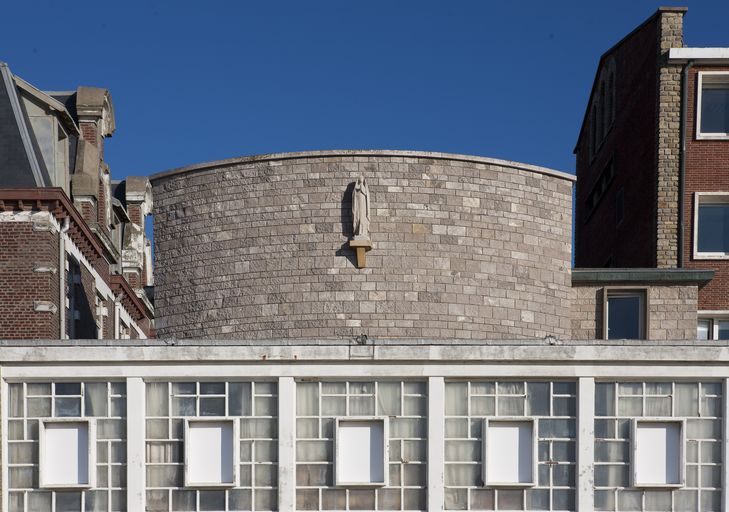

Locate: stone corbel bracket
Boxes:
[349,238,372,269]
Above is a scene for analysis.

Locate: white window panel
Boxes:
[39,419,95,489]
[697,319,711,340]
[483,418,536,487]
[184,419,238,487]
[632,419,685,488]
[335,417,388,486]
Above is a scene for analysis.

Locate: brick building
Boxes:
[0,63,153,339]
[574,7,729,339]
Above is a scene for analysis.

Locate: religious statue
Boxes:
[352,175,370,239]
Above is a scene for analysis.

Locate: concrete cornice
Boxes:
[150,150,576,184]
[0,339,725,364]
[572,268,715,285]
[669,47,729,63]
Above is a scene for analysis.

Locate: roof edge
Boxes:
[573,7,688,152]
[150,150,575,184]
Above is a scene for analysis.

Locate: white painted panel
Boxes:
[187,421,235,485]
[485,420,533,485]
[635,422,682,485]
[337,420,385,485]
[41,422,89,486]
[127,378,146,510]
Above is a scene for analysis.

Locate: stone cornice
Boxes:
[0,187,105,262]
[150,150,575,183]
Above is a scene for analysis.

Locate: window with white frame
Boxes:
[694,193,729,258]
[697,72,729,138]
[185,419,238,487]
[605,289,646,340]
[39,419,95,489]
[632,419,685,488]
[697,317,729,340]
[95,293,107,339]
[334,417,388,486]
[483,418,536,487]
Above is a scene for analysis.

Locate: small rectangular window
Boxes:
[718,320,729,340]
[699,318,729,340]
[483,418,536,487]
[698,203,729,253]
[606,290,646,340]
[335,418,388,486]
[694,193,729,258]
[184,419,238,487]
[698,73,729,137]
[632,419,684,487]
[39,420,95,488]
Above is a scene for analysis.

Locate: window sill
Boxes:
[40,483,93,491]
[693,252,729,260]
[696,133,729,140]
[632,483,684,489]
[485,481,537,488]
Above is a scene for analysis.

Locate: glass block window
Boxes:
[594,382,723,511]
[296,381,427,511]
[7,381,127,512]
[444,381,577,511]
[145,381,278,512]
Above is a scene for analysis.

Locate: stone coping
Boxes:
[572,268,715,285]
[150,150,576,183]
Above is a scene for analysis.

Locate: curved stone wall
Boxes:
[151,151,574,340]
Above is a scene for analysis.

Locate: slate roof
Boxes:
[0,62,45,187]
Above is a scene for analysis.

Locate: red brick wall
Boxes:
[682,65,729,310]
[80,121,97,147]
[0,222,60,339]
[128,204,142,226]
[98,178,107,231]
[575,17,660,268]
[124,271,140,289]
[78,200,98,229]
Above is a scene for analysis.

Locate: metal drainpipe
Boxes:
[59,216,70,338]
[678,60,694,268]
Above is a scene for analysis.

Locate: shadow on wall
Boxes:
[594,288,604,339]
[75,280,97,339]
[336,181,357,268]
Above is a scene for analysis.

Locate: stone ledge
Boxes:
[572,268,714,285]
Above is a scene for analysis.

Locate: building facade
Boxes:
[3,6,729,512]
[0,63,154,339]
[573,7,729,336]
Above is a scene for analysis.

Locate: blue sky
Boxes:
[2,0,729,180]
